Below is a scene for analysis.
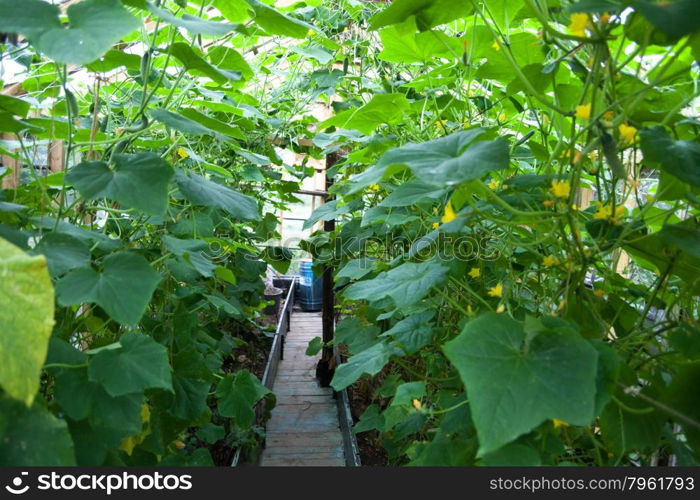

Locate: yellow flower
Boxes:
[368,183,380,192]
[468,267,480,279]
[488,179,499,190]
[487,283,503,298]
[552,418,570,428]
[542,255,560,267]
[593,203,611,220]
[172,439,186,449]
[599,13,611,25]
[467,304,475,316]
[412,399,422,411]
[177,147,189,159]
[575,103,592,119]
[307,28,315,36]
[436,120,447,132]
[593,289,605,298]
[492,40,500,51]
[611,206,626,224]
[550,180,570,198]
[441,201,457,224]
[498,112,507,122]
[618,123,638,144]
[593,202,626,224]
[543,200,555,207]
[571,204,579,211]
[603,111,614,120]
[496,304,505,313]
[432,222,440,229]
[568,13,589,37]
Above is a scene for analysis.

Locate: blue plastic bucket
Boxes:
[298,261,323,311]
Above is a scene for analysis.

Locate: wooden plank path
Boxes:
[260,311,345,466]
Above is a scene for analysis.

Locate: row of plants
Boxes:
[0,0,337,465]
[301,0,700,465]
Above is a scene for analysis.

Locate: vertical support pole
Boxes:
[48,140,65,172]
[1,133,20,189]
[316,152,341,387]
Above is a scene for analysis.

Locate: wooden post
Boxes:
[316,151,342,387]
[48,140,65,172]
[1,133,20,189]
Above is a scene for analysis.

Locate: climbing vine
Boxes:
[303,0,700,466]
[0,0,699,467]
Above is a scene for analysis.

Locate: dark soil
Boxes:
[197,307,280,466]
[346,373,389,466]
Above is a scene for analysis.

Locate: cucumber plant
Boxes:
[303,0,700,466]
[0,0,328,465]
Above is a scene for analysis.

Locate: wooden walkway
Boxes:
[260,311,345,466]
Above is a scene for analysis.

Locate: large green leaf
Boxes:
[640,126,700,187]
[659,223,700,259]
[599,390,665,456]
[66,153,174,216]
[33,232,91,278]
[147,1,238,36]
[150,108,222,137]
[86,49,141,72]
[476,33,545,84]
[344,260,449,309]
[214,0,250,23]
[179,108,246,140]
[380,310,435,354]
[331,342,397,391]
[260,246,293,274]
[0,396,76,465]
[336,257,376,280]
[302,198,363,230]
[216,369,270,428]
[245,0,315,38]
[0,0,141,65]
[55,253,161,326]
[634,0,700,40]
[168,43,240,84]
[163,235,216,277]
[369,0,474,31]
[0,238,54,405]
[664,362,700,452]
[480,444,541,466]
[379,180,447,207]
[379,129,509,187]
[207,46,254,80]
[319,94,410,134]
[392,381,426,407]
[169,375,210,421]
[0,94,30,117]
[442,313,599,455]
[52,365,144,443]
[379,23,460,63]
[335,317,381,355]
[88,334,172,397]
[0,113,40,134]
[175,169,260,221]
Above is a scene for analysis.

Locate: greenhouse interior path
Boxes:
[260,311,345,466]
